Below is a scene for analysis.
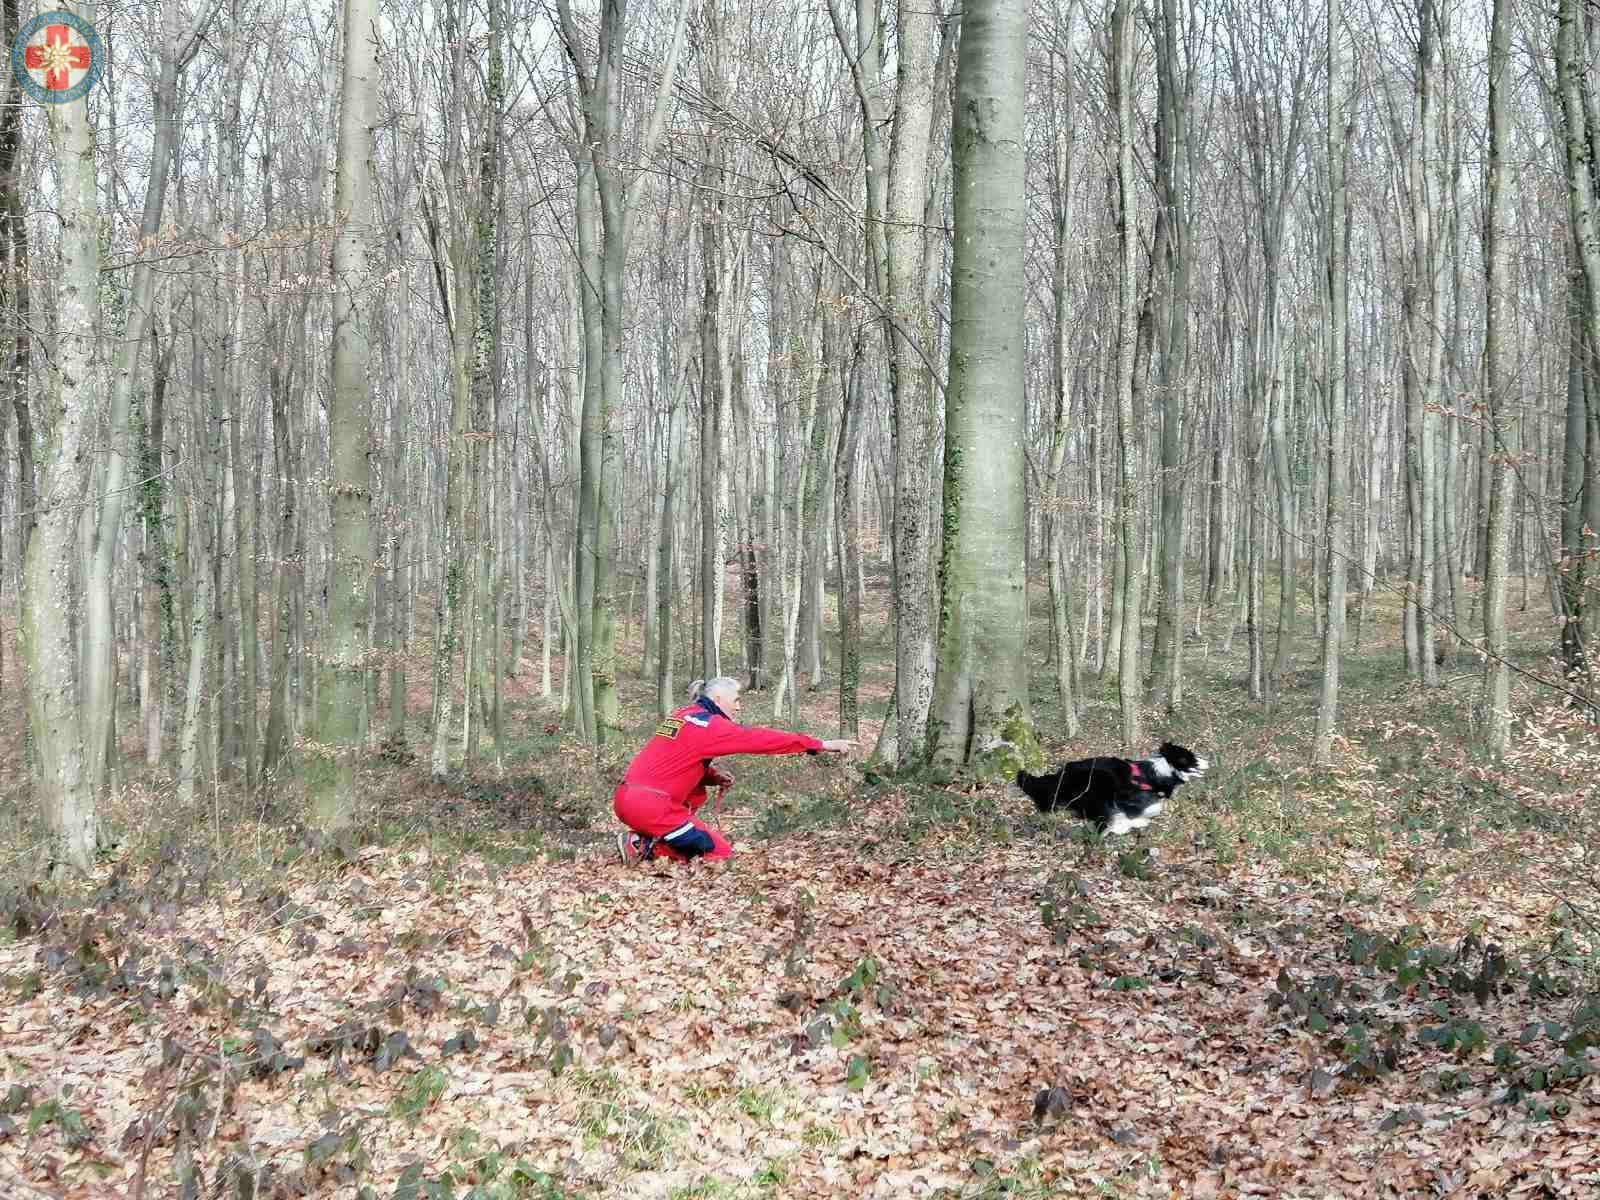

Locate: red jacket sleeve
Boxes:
[696,717,823,758]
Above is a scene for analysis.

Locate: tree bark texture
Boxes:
[313,0,379,831]
[927,0,1035,771]
[1111,0,1143,750]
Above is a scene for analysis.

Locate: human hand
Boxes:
[705,766,735,789]
[819,739,855,754]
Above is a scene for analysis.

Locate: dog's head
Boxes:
[1157,741,1210,782]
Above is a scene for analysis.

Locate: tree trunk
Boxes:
[1555,0,1599,679]
[25,80,100,873]
[774,294,827,721]
[1479,0,1517,756]
[312,0,379,831]
[1144,0,1191,712]
[464,0,504,764]
[387,283,411,740]
[761,229,789,693]
[0,0,29,694]
[1110,0,1143,750]
[1246,455,1264,700]
[0,0,33,594]
[1558,295,1590,671]
[1268,347,1296,696]
[644,288,674,679]
[423,62,476,771]
[525,308,576,710]
[699,159,725,681]
[927,0,1035,771]
[835,338,864,739]
[178,335,222,808]
[799,319,837,691]
[1044,0,1080,738]
[1314,0,1352,763]
[1088,389,1105,672]
[643,407,662,677]
[138,329,174,766]
[656,396,684,713]
[216,20,256,788]
[885,0,940,766]
[1404,0,1444,687]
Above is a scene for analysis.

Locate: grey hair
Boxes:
[687,676,742,701]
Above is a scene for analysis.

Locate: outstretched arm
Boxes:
[696,720,851,758]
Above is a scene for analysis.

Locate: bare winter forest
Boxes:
[0,0,1598,1196]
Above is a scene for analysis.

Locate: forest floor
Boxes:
[1,578,1598,1199]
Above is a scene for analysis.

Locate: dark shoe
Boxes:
[615,832,656,865]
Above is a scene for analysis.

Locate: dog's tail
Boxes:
[1015,770,1055,813]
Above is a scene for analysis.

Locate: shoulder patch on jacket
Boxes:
[683,713,711,727]
[655,717,685,739]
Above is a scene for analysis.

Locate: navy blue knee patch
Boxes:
[662,826,717,859]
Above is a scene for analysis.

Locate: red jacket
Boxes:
[621,697,823,807]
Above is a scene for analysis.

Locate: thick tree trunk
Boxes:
[312,0,379,831]
[927,0,1036,771]
[25,86,100,873]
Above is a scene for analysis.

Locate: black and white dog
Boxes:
[1016,742,1209,835]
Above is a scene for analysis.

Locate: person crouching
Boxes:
[613,676,853,864]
